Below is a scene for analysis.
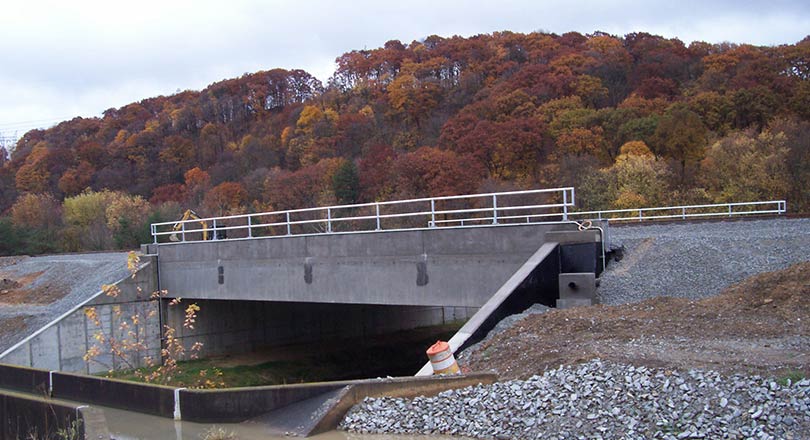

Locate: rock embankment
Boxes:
[342,360,810,440]
[600,217,810,305]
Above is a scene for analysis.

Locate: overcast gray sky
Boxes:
[1,0,808,143]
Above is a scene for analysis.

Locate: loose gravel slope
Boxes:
[599,217,810,305]
[0,252,129,354]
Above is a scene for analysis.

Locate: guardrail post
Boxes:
[430,199,436,227]
[638,210,643,222]
[728,205,732,217]
[212,219,217,240]
[492,195,498,225]
[181,222,186,242]
[286,212,291,236]
[375,204,381,230]
[682,207,686,219]
[327,208,332,233]
[562,190,568,221]
[152,224,157,244]
[247,215,252,238]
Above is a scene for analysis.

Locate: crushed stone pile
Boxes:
[342,359,810,440]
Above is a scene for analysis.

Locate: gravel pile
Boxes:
[342,360,810,440]
[0,252,129,353]
[599,218,810,305]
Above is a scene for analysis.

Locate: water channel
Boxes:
[102,406,472,440]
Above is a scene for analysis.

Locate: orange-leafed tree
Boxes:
[202,182,248,216]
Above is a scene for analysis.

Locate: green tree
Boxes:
[0,217,23,256]
[332,160,360,205]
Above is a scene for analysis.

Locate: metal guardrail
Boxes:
[568,200,787,223]
[151,187,576,243]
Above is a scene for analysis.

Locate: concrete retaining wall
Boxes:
[0,260,160,374]
[179,381,347,422]
[155,223,577,307]
[167,299,476,358]
[0,390,83,440]
[51,372,176,419]
[0,364,50,395]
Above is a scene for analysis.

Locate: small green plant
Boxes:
[200,426,237,440]
[55,419,82,440]
[777,370,806,386]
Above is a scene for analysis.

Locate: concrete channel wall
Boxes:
[0,260,160,374]
[152,223,579,307]
[0,388,110,440]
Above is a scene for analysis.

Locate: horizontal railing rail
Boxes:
[151,187,576,243]
[568,200,787,223]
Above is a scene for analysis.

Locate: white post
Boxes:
[492,195,498,224]
[247,215,252,238]
[212,219,217,240]
[286,212,291,236]
[375,204,381,230]
[327,208,332,233]
[430,199,436,227]
[562,190,568,221]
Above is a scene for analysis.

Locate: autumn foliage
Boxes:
[1,31,809,254]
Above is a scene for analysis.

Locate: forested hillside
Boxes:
[1,31,808,254]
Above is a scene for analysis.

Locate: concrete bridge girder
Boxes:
[152,224,580,308]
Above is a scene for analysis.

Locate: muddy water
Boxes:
[102,406,473,440]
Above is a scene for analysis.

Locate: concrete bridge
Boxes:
[1,187,605,370]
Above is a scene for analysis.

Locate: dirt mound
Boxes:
[0,270,66,304]
[465,262,810,380]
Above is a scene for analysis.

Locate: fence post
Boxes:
[181,222,186,242]
[562,190,568,221]
[430,199,436,227]
[286,212,291,236]
[639,210,643,222]
[212,219,217,240]
[728,205,732,217]
[327,208,332,233]
[152,224,157,244]
[375,204,381,230]
[247,215,252,238]
[492,195,498,225]
[682,207,686,219]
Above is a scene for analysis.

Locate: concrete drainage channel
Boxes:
[0,362,495,438]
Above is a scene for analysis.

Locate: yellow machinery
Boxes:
[169,209,209,241]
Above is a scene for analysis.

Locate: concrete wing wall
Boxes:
[156,224,577,307]
[0,260,160,374]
